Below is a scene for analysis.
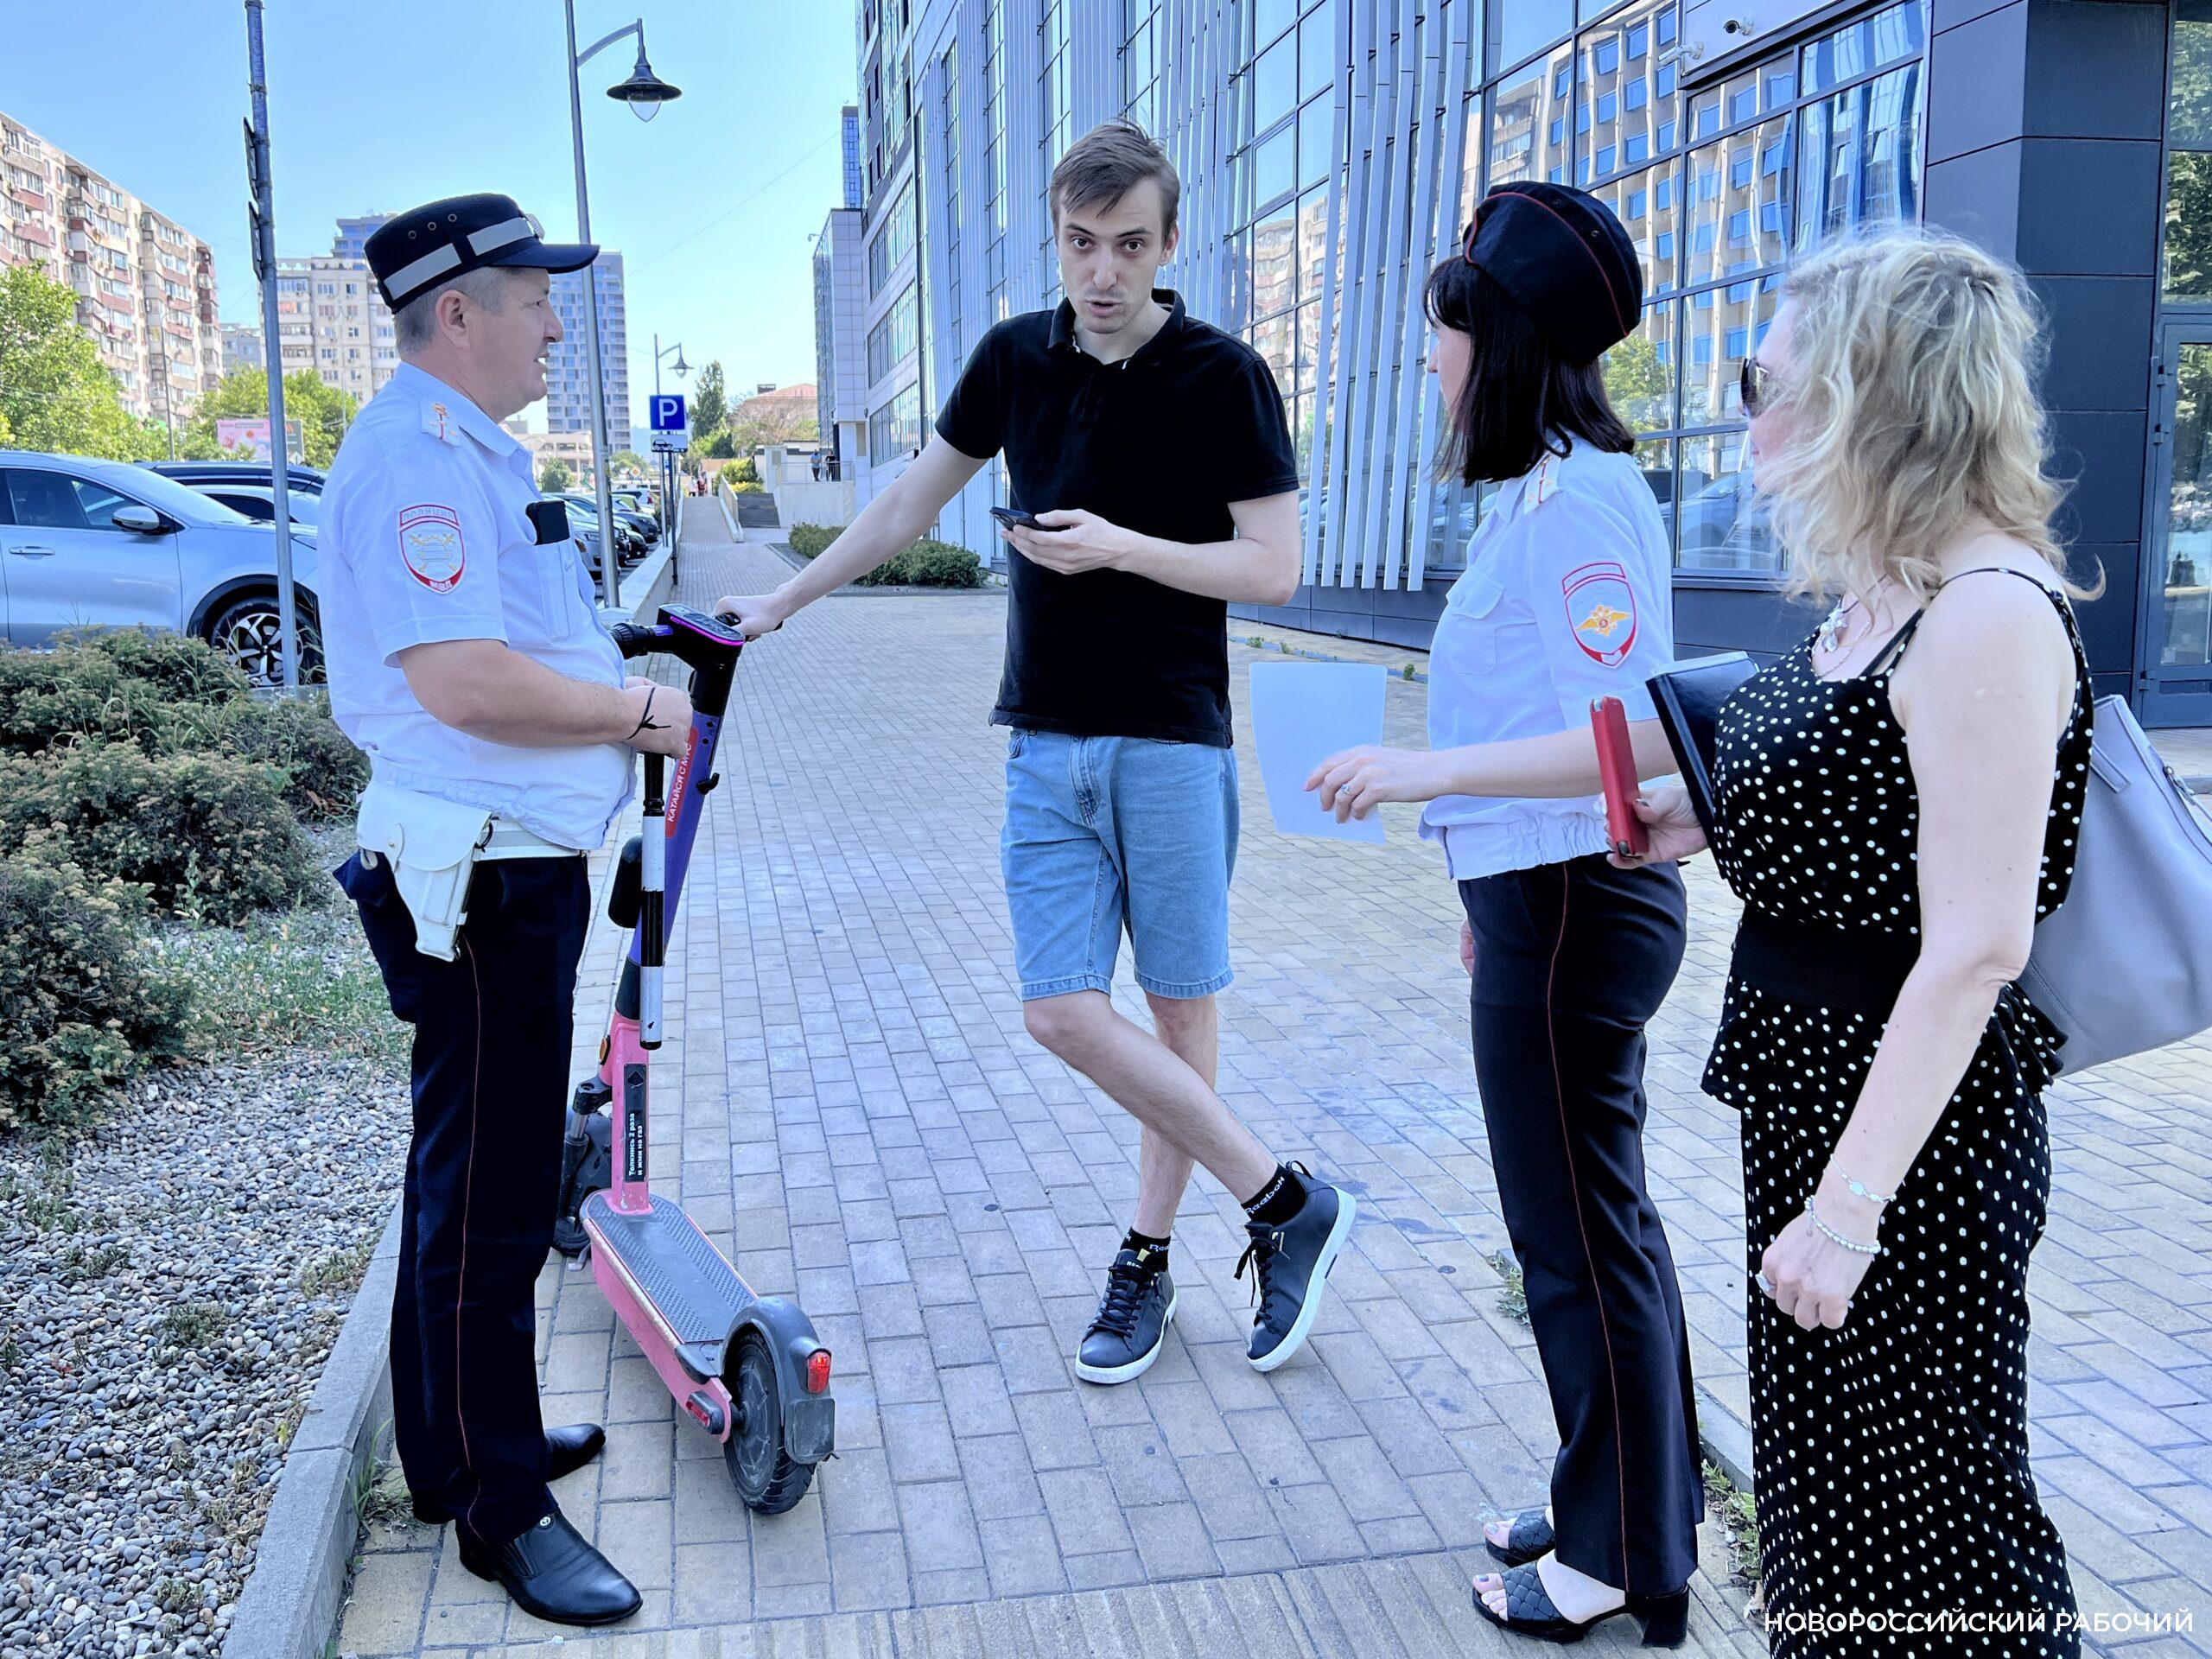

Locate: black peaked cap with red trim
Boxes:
[1465,181,1643,365]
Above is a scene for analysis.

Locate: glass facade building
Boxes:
[832,0,2180,721]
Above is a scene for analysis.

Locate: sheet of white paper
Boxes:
[1249,661,1389,843]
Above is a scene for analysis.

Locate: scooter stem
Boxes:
[639,751,666,1049]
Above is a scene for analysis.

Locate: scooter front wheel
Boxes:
[724,1328,814,1514]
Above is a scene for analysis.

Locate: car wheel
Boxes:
[207,593,326,687]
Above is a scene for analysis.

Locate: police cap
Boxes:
[1462,181,1643,365]
[366,194,597,311]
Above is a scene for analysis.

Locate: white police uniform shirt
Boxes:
[320,362,631,850]
[1420,437,1675,880]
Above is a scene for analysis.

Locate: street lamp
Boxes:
[652,334,688,540]
[563,5,681,608]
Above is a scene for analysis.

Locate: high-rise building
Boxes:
[814,202,866,471]
[0,110,220,431]
[220,322,265,375]
[822,0,2192,726]
[545,255,629,438]
[272,253,396,410]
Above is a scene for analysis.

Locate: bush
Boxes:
[0,742,320,924]
[0,850,191,1132]
[0,630,248,758]
[855,540,986,589]
[162,695,367,823]
[783,528,984,588]
[786,522,838,559]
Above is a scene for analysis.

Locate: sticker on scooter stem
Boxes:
[623,1063,648,1183]
[397,504,467,593]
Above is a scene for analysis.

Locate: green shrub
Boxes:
[855,539,985,589]
[786,523,838,559]
[0,630,248,758]
[0,850,191,1131]
[0,742,319,924]
[162,695,367,823]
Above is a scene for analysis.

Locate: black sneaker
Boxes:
[1074,1249,1178,1385]
[1236,1164,1356,1372]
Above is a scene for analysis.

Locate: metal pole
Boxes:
[653,331,668,540]
[566,0,620,612]
[245,0,300,691]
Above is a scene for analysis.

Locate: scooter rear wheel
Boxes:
[724,1328,814,1514]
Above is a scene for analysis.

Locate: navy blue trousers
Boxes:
[1459,854,1702,1596]
[340,851,589,1548]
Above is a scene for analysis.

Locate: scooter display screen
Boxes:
[664,606,745,647]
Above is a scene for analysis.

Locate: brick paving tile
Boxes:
[336,507,2209,1656]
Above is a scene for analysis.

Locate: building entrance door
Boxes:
[2144,325,2212,727]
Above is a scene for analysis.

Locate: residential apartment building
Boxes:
[273,251,397,408]
[824,0,2191,727]
[0,111,220,429]
[220,321,265,376]
[546,255,631,439]
[816,107,868,470]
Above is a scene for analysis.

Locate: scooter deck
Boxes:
[584,1192,750,1382]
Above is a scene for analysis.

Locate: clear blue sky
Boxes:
[3,2,857,429]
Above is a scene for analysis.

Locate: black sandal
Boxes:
[1484,1507,1555,1567]
[1471,1562,1690,1648]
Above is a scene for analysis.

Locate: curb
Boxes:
[1694,1381,1757,1495]
[225,1201,400,1659]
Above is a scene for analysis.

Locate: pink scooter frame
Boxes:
[566,604,833,1513]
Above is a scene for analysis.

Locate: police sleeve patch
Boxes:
[1562,560,1638,665]
[397,504,467,593]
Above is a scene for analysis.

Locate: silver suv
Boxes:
[0,450,321,683]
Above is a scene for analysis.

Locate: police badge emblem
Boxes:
[1563,560,1638,665]
[398,504,467,593]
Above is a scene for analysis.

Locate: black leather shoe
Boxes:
[411,1424,607,1524]
[458,1503,641,1626]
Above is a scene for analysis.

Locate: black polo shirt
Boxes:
[936,290,1299,747]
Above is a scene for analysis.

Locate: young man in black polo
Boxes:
[715,120,1355,1382]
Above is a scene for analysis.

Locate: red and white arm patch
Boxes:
[397,504,467,594]
[1561,560,1639,666]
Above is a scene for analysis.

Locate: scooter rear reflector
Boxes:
[805,1350,832,1394]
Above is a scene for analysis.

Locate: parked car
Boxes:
[558,497,645,565]
[162,479,324,528]
[2,450,322,684]
[559,492,656,549]
[149,460,329,497]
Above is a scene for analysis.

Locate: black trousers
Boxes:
[340,850,590,1548]
[1459,854,1701,1595]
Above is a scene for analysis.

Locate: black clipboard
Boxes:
[1647,652,1758,842]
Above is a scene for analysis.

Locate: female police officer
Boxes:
[1308,182,1700,1646]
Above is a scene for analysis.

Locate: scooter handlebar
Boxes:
[612,622,674,660]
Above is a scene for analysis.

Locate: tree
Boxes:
[1601,333,1671,434]
[608,448,646,479]
[0,265,160,459]
[179,367,359,467]
[727,384,820,452]
[690,361,728,437]
[538,457,574,493]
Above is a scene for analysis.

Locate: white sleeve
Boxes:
[1520,486,1673,728]
[342,437,510,666]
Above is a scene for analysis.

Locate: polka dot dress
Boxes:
[1700,575,2093,1657]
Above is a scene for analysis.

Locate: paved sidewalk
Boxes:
[337,508,2212,1658]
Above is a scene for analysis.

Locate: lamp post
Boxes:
[653,333,689,539]
[243,0,300,690]
[563,5,679,609]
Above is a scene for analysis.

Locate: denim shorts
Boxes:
[1001,729,1240,1002]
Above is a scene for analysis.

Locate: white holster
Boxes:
[355,780,577,960]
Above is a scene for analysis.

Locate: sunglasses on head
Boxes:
[1739,354,1777,416]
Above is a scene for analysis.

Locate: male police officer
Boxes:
[322,194,691,1625]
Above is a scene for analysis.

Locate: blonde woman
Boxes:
[1614,228,2092,1651]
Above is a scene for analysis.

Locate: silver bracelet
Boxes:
[1834,1168,1896,1206]
[1808,1195,1882,1256]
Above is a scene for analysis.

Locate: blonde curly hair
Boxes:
[1758,226,2092,604]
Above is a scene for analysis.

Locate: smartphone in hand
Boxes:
[989,505,1051,532]
[1591,696,1649,859]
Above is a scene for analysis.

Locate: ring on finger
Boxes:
[1754,1269,1775,1297]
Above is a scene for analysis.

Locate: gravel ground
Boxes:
[0,884,409,1659]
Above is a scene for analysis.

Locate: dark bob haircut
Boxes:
[1422,257,1634,485]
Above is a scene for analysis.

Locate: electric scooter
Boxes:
[552,604,834,1514]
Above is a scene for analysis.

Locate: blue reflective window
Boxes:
[1626,77,1649,111]
[1625,132,1649,163]
[1726,278,1755,301]
[1658,7,1678,46]
[1628,22,1649,56]
[1732,86,1758,122]
[1693,334,1713,364]
[1595,39,1620,73]
[1657,61,1677,94]
[1577,102,1592,133]
[1656,231,1675,258]
[1694,287,1716,308]
[1656,175,1675,209]
[1693,223,1717,251]
[1597,144,1617,174]
[1555,64,1573,96]
[1726,208,1751,243]
[1725,326,1747,357]
[1549,164,1567,182]
[1758,201,1783,232]
[1578,156,1592,181]
[1731,156,1753,188]
[1599,91,1618,121]
[1762,140,1788,176]
[1628,189,1649,218]
[1658,118,1675,149]
[1551,117,1566,144]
